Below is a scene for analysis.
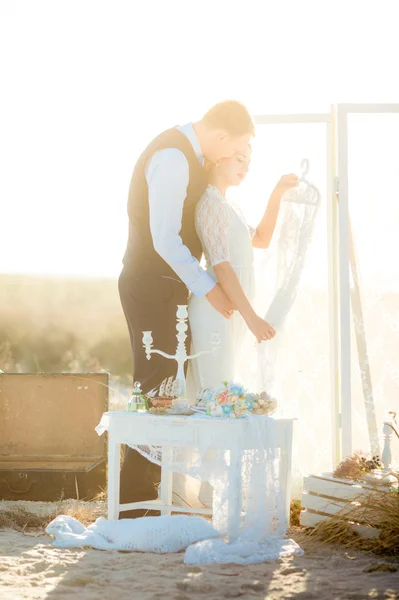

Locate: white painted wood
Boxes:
[101,413,295,527]
[336,104,352,458]
[303,491,378,514]
[300,509,379,539]
[308,471,373,484]
[100,413,294,449]
[348,218,380,455]
[302,492,349,514]
[303,475,374,501]
[301,469,394,540]
[328,107,341,467]
[300,509,328,527]
[382,420,394,470]
[160,446,174,516]
[254,114,331,124]
[281,420,294,524]
[338,103,399,114]
[107,435,121,521]
[121,498,213,516]
[334,103,399,459]
[145,421,197,444]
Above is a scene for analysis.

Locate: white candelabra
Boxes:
[142,305,220,400]
[381,412,398,474]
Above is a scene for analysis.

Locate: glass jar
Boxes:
[127,381,147,413]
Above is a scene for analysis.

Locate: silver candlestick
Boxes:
[142,305,219,400]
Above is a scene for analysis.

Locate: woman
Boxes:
[187,145,299,393]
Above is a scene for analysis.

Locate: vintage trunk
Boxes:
[0,372,109,501]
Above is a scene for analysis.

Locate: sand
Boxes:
[0,501,398,600]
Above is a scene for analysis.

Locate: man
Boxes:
[118,100,254,518]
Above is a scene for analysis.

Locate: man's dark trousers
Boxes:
[118,270,190,518]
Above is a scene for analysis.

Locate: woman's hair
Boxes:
[202,100,255,137]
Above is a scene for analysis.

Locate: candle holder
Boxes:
[142,305,219,400]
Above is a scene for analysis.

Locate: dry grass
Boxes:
[290,498,303,526]
[0,495,304,535]
[333,453,366,481]
[0,501,107,533]
[0,507,52,532]
[306,519,374,550]
[305,482,399,556]
[333,452,381,481]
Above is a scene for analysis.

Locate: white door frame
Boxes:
[253,112,340,468]
[333,103,399,459]
[255,105,399,468]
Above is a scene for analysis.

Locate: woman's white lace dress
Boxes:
[187,185,255,392]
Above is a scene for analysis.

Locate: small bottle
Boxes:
[127,382,140,412]
[130,381,147,413]
[127,392,137,412]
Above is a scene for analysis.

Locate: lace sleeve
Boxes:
[196,189,230,266]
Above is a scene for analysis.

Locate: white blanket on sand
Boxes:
[46,514,303,564]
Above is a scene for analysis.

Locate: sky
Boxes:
[1,0,399,282]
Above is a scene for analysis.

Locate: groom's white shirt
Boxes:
[145,123,215,298]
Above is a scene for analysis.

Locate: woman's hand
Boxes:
[206,283,236,319]
[246,314,276,344]
[273,173,299,196]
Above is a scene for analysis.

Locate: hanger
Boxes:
[282,158,321,205]
[299,158,310,181]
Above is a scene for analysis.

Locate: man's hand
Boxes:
[206,284,236,319]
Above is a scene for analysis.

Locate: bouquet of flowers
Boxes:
[196,382,277,419]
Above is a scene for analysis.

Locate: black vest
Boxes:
[122,128,207,279]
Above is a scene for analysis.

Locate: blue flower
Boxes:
[222,404,233,415]
[229,383,244,396]
[204,391,214,402]
[246,393,255,410]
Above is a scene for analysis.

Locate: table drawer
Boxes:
[145,421,197,445]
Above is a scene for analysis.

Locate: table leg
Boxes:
[160,446,173,516]
[107,434,121,521]
[227,446,242,542]
[280,422,294,528]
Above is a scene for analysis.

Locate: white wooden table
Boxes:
[96,412,295,540]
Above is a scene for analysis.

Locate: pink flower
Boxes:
[218,391,229,404]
